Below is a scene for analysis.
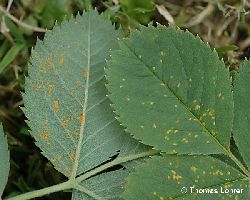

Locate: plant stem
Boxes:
[76,149,160,183]
[226,149,250,177]
[4,150,159,200]
[5,180,75,200]
[0,5,46,32]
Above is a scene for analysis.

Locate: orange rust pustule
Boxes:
[83,69,89,77]
[79,112,85,123]
[47,60,54,67]
[59,58,64,65]
[40,133,51,140]
[71,152,76,162]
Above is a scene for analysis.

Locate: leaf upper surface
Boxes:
[123,155,249,200]
[0,124,10,198]
[106,26,234,154]
[233,60,250,168]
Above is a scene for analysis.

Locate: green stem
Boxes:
[5,180,75,200]
[226,149,250,178]
[4,150,159,200]
[76,149,159,183]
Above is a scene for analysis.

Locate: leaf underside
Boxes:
[233,60,250,168]
[23,11,152,199]
[106,25,234,154]
[123,155,249,200]
[0,124,10,198]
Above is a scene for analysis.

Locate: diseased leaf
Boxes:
[23,10,155,199]
[106,26,233,154]
[233,60,250,168]
[123,155,249,200]
[0,124,10,198]
[23,10,121,178]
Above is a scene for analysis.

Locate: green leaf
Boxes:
[0,43,24,73]
[233,60,250,168]
[106,25,234,154]
[215,45,239,54]
[118,0,154,24]
[0,124,10,198]
[40,0,71,29]
[123,155,249,200]
[23,11,155,199]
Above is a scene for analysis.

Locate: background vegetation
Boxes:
[0,0,249,199]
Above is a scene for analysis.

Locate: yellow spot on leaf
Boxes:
[62,119,69,127]
[47,85,54,97]
[35,84,42,92]
[54,100,59,112]
[170,170,182,183]
[75,130,80,137]
[76,80,81,85]
[152,123,157,128]
[182,138,189,143]
[73,40,80,45]
[37,66,48,73]
[191,166,197,172]
[164,136,169,140]
[194,104,200,110]
[47,60,54,67]
[166,129,172,134]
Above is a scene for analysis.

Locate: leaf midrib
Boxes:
[70,12,91,179]
[122,41,227,154]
